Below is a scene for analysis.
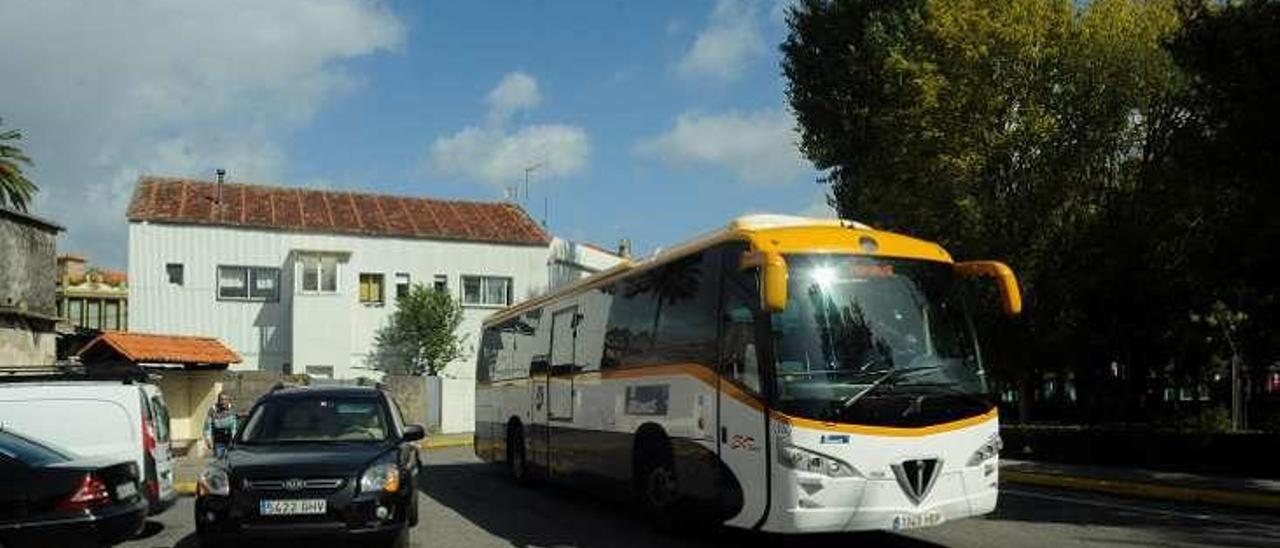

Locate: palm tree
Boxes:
[0,118,38,212]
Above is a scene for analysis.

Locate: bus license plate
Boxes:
[892,511,943,530]
[260,499,326,516]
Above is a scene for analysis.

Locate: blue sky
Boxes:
[2,1,832,267]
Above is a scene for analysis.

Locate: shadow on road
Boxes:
[988,487,1280,548]
[418,462,945,548]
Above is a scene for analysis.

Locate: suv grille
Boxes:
[243,478,345,491]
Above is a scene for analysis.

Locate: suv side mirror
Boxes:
[402,424,425,442]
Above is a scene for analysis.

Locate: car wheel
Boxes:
[377,527,410,548]
[507,425,529,485]
[196,531,224,548]
[408,490,420,527]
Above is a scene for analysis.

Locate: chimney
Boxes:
[215,168,226,220]
[617,238,632,260]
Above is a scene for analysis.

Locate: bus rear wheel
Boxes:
[506,423,529,485]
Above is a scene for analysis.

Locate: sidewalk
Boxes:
[1001,459,1280,510]
[172,433,475,495]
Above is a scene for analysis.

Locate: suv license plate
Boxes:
[892,511,944,530]
[260,499,326,516]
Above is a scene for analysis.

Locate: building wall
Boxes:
[0,211,58,318]
[1,210,60,366]
[0,316,57,366]
[129,222,550,382]
[548,238,625,290]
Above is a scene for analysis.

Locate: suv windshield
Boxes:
[240,396,389,444]
[771,254,990,426]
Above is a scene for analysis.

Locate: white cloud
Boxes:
[428,73,590,188]
[430,125,589,187]
[0,0,404,266]
[800,192,838,219]
[638,108,812,184]
[675,0,766,84]
[486,71,542,123]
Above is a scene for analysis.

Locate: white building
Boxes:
[127,175,555,382]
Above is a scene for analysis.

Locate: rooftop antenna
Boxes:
[215,168,226,221]
[523,162,544,205]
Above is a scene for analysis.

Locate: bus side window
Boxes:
[722,289,761,394]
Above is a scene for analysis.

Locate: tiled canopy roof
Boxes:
[127,176,551,246]
[79,332,241,366]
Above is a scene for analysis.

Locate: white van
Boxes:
[0,379,177,514]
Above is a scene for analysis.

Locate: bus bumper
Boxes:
[761,465,999,533]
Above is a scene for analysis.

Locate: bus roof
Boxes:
[485,214,952,326]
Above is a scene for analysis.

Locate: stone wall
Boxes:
[0,316,56,366]
[218,370,314,413]
[382,374,430,429]
[0,209,59,318]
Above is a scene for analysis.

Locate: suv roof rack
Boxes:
[0,364,151,384]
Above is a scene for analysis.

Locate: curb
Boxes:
[419,438,474,451]
[1002,470,1280,511]
[175,481,197,495]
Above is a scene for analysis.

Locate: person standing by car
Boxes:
[203,393,237,458]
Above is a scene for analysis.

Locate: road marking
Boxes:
[1003,488,1280,532]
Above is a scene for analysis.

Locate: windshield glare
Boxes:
[240,397,389,444]
[771,255,986,421]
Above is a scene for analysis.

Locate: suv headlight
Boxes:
[198,466,230,496]
[967,433,1003,466]
[777,444,859,478]
[359,462,401,493]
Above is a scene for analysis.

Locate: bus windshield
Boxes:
[770,254,991,426]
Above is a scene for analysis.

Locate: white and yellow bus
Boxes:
[474,214,1021,533]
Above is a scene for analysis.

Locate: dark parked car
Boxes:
[0,428,147,548]
[194,386,424,547]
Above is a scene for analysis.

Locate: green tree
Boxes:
[0,118,38,212]
[368,284,466,376]
[782,0,1183,420]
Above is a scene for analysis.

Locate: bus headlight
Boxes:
[778,444,859,478]
[967,434,1003,466]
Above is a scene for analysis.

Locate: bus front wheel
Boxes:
[635,435,681,532]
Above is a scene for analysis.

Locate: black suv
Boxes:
[194,386,424,547]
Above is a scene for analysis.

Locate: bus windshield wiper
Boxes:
[838,364,943,410]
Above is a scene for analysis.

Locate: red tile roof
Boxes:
[127,176,552,246]
[78,331,241,366]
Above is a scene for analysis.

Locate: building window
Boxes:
[67,299,83,327]
[433,274,448,293]
[86,300,101,329]
[217,266,280,301]
[104,301,119,331]
[395,273,411,299]
[359,273,385,304]
[166,263,184,286]
[305,365,334,379]
[299,255,339,294]
[461,275,512,307]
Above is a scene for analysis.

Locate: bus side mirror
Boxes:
[956,261,1022,316]
[740,251,788,313]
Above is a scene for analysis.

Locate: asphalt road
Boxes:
[121,446,1280,548]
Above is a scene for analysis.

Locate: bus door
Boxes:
[717,267,770,528]
[548,306,577,422]
[528,318,552,476]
